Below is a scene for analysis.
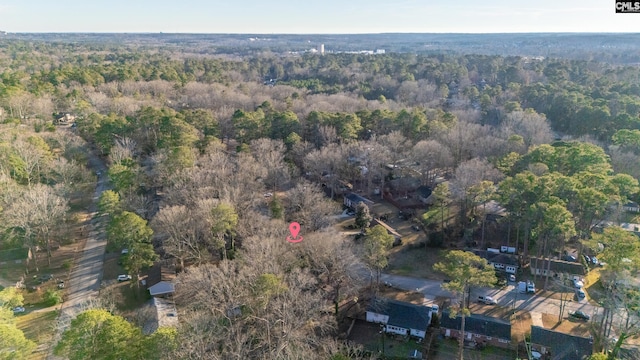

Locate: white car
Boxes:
[478,295,497,305]
[117,275,132,282]
[573,278,584,289]
[121,249,129,255]
[13,306,25,314]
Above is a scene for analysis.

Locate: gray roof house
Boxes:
[440,312,512,348]
[472,250,519,274]
[365,298,432,340]
[343,193,374,210]
[530,326,593,360]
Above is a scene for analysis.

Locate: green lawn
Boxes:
[15,310,59,360]
[360,332,424,359]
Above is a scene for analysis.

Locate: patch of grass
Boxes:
[116,284,151,311]
[15,310,59,358]
[387,247,445,279]
[390,264,415,275]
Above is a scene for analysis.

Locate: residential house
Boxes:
[530,326,593,360]
[529,257,586,279]
[440,312,512,348]
[623,201,640,213]
[417,185,433,204]
[472,250,519,274]
[147,263,177,297]
[54,112,76,124]
[343,192,374,210]
[365,298,432,341]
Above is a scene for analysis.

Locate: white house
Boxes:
[365,298,432,340]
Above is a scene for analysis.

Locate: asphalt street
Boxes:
[47,139,110,359]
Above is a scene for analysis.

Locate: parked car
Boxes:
[569,310,590,321]
[572,278,584,289]
[57,280,65,289]
[591,256,599,265]
[121,248,129,255]
[577,289,586,299]
[38,274,53,283]
[583,254,591,264]
[13,306,25,314]
[562,254,577,262]
[478,295,497,305]
[527,280,536,293]
[508,274,516,282]
[117,275,132,282]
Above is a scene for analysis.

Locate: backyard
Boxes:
[348,319,426,359]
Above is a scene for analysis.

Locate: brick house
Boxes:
[440,313,512,348]
[529,257,586,279]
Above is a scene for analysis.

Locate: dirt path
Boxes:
[46,134,110,359]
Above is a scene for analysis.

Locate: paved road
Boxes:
[47,139,110,359]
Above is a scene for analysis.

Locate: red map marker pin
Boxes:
[287,222,303,243]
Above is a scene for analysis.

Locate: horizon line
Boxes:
[4,31,640,35]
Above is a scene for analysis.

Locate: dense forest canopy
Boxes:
[1,33,640,358]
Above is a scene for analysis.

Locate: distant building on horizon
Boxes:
[319,43,324,55]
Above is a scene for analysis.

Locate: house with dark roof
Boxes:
[147,263,177,297]
[530,326,593,360]
[472,250,519,274]
[417,185,433,204]
[529,257,586,278]
[623,201,640,213]
[365,298,432,340]
[343,192,374,210]
[440,312,512,348]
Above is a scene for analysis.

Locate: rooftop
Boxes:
[530,257,586,275]
[366,297,431,331]
[440,312,511,340]
[530,326,593,360]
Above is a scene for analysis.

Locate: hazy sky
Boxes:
[1,0,639,33]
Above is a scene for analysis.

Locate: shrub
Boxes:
[62,260,72,270]
[43,289,63,306]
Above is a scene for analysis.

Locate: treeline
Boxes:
[1,41,640,144]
